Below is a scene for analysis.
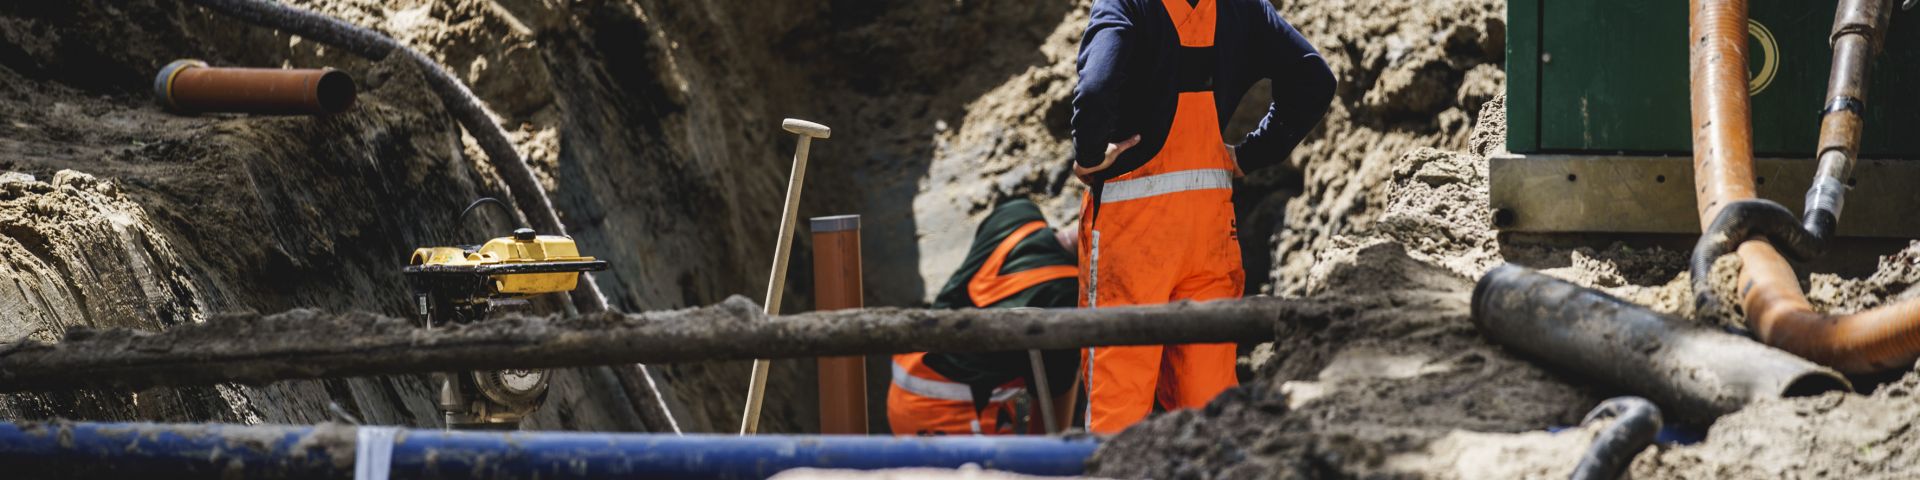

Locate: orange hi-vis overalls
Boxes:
[887,353,1027,435]
[890,221,1078,435]
[1077,0,1243,435]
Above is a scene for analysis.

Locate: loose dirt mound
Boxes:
[1267,0,1508,296]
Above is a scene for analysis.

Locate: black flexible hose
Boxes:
[1569,396,1663,480]
[1689,199,1830,313]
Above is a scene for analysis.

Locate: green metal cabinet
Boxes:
[1507,0,1920,157]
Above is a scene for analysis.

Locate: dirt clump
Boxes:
[1634,371,1920,478]
[1268,0,1508,296]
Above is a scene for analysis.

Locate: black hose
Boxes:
[1688,199,1829,313]
[1569,397,1663,480]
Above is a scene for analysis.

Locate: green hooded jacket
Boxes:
[921,199,1081,402]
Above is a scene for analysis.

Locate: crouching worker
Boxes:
[889,199,1082,435]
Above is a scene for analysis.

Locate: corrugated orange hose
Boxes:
[1691,0,1920,374]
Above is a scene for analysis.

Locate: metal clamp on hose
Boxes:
[1804,175,1848,232]
[1823,95,1866,116]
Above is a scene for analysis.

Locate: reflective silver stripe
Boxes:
[1100,169,1233,203]
[891,363,1023,403]
[1084,347,1095,429]
[1087,230,1100,308]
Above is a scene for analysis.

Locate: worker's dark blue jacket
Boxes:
[1071,0,1334,178]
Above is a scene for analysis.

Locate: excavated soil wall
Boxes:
[0,0,1163,435]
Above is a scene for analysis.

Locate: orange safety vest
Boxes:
[1076,0,1243,435]
[890,221,1077,436]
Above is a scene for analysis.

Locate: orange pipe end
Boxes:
[155,59,356,115]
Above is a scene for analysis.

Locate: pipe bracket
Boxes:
[1823,95,1866,116]
[1832,0,1891,46]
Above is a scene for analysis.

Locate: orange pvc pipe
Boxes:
[810,215,868,434]
[1692,0,1920,374]
[155,60,356,115]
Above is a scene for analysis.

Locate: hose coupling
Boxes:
[1804,175,1848,226]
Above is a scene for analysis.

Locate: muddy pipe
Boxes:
[1688,0,1920,374]
[1471,265,1850,422]
[154,60,355,115]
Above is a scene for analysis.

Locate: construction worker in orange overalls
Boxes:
[889,199,1082,435]
[1069,0,1334,434]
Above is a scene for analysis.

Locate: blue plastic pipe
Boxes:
[0,421,1097,479]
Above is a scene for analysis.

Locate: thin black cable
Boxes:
[457,197,523,241]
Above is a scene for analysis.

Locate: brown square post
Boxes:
[810,215,868,434]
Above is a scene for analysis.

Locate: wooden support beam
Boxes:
[0,296,1321,393]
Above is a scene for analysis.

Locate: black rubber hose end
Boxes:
[1689,199,1832,316]
[1570,396,1663,480]
[1802,208,1838,245]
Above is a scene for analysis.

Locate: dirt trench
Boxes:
[0,0,1135,435]
[0,0,1564,453]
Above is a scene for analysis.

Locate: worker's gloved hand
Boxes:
[1075,135,1140,183]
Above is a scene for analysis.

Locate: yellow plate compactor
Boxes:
[403,199,607,429]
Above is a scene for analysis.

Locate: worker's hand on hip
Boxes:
[1226,143,1244,178]
[1075,135,1140,183]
